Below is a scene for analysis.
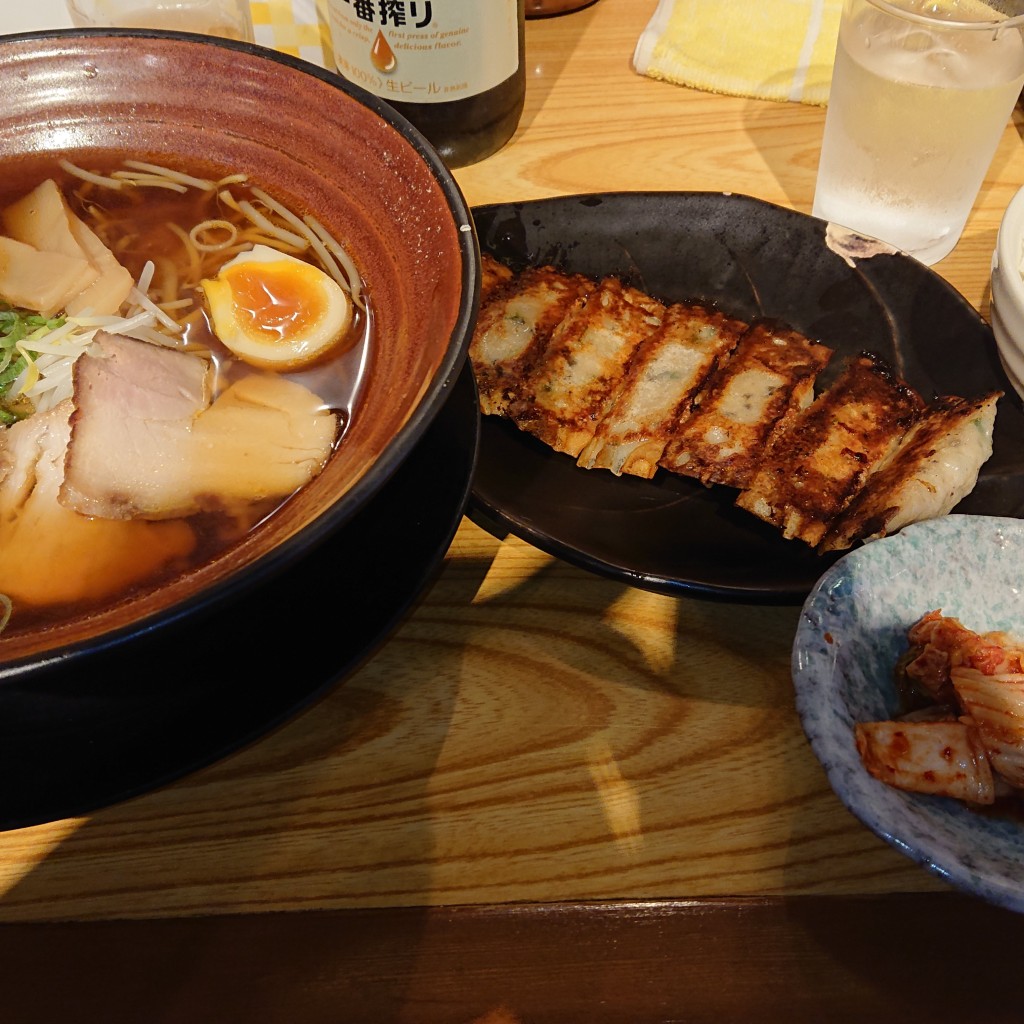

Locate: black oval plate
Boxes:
[468,192,1024,603]
[0,366,478,830]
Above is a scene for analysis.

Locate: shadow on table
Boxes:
[2,556,1023,1020]
[0,541,490,1021]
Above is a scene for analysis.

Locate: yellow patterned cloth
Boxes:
[633,0,843,106]
[250,0,332,68]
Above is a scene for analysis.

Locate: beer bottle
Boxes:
[327,0,526,168]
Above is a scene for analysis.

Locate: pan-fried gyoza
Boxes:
[659,321,830,490]
[507,277,664,457]
[736,353,925,546]
[578,302,746,478]
[470,253,1000,553]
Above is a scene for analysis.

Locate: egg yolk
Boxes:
[200,245,353,371]
[226,262,326,345]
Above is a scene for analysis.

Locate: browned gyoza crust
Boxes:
[468,266,589,421]
[479,251,514,305]
[658,322,833,489]
[819,391,1001,552]
[576,302,747,478]
[735,353,925,546]
[469,263,592,417]
[467,253,999,553]
[507,277,665,457]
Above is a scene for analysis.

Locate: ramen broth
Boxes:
[71,169,371,410]
[0,161,372,638]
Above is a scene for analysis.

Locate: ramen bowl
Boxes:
[0,30,478,670]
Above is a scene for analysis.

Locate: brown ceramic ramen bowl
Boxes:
[0,30,478,670]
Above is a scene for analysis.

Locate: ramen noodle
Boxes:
[0,159,371,638]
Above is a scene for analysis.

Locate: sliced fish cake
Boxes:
[577,302,745,477]
[508,278,665,457]
[819,392,1000,552]
[659,321,832,489]
[736,353,924,546]
[469,264,591,417]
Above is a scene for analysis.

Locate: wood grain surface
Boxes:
[1,0,1022,944]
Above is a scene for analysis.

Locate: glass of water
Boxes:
[66,0,254,41]
[812,0,1024,265]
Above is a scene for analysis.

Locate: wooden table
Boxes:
[4,3,1024,1021]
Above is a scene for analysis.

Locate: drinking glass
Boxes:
[812,0,1024,265]
[66,0,254,41]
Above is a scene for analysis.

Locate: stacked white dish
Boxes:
[990,185,1024,400]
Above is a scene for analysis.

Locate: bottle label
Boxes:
[327,0,520,104]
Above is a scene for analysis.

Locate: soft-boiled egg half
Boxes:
[201,244,352,370]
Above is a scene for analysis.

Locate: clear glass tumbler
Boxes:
[812,0,1024,265]
[66,0,254,41]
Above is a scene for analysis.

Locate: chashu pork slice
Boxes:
[577,302,746,477]
[60,332,337,521]
[659,322,832,489]
[507,277,665,457]
[735,353,925,547]
[0,399,195,608]
[61,332,212,519]
[470,263,591,417]
[819,392,1000,552]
